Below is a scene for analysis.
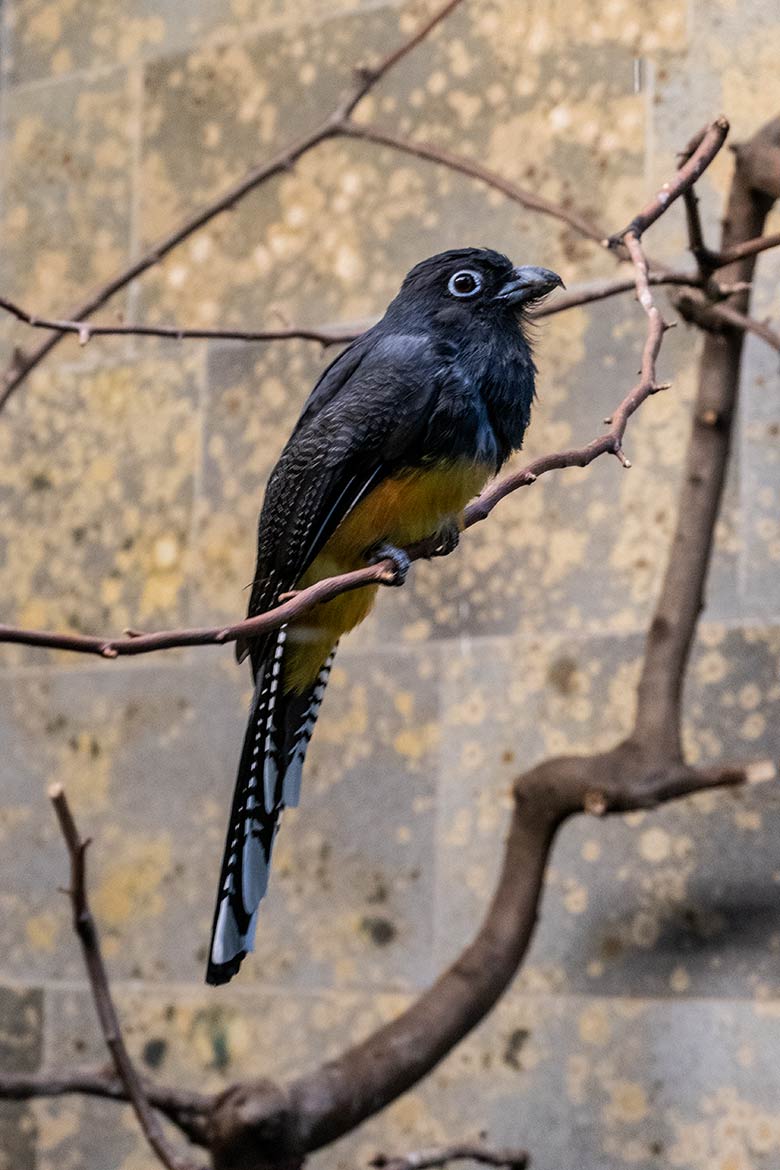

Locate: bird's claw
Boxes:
[368,542,410,586]
[431,517,460,558]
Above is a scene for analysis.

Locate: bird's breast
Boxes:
[284,458,493,693]
[326,457,493,562]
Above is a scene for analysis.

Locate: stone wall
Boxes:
[0,1,779,1167]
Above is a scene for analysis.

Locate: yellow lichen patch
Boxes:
[393,723,441,763]
[92,834,172,927]
[25,912,60,953]
[605,1080,649,1124]
[578,1003,611,1046]
[638,827,671,863]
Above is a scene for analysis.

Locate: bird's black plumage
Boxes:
[206,247,562,984]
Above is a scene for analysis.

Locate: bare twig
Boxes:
[609,116,730,244]
[370,1142,529,1170]
[713,229,780,267]
[339,120,606,241]
[0,297,365,348]
[677,126,720,276]
[674,290,780,353]
[0,1068,211,1147]
[48,784,205,1170]
[0,271,707,351]
[0,361,682,659]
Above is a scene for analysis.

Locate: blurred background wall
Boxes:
[1,1,780,1167]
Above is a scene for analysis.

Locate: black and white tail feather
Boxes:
[206,632,336,985]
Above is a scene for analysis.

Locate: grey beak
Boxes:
[496,265,565,305]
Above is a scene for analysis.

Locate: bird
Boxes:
[206,247,562,984]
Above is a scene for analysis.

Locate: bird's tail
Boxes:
[206,628,336,985]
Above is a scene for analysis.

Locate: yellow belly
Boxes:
[283,458,492,692]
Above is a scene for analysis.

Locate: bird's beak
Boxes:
[495,266,565,305]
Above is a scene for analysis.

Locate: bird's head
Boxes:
[387,248,564,330]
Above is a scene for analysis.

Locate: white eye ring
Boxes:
[448,269,482,298]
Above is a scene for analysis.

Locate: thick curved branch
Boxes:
[208,750,745,1168]
[49,785,206,1170]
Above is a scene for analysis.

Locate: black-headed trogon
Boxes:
[206,247,562,984]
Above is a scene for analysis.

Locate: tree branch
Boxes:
[48,784,206,1170]
[0,1067,211,1147]
[713,229,780,267]
[674,290,780,353]
[0,297,365,348]
[370,1142,529,1170]
[339,121,606,241]
[0,271,712,351]
[609,117,729,244]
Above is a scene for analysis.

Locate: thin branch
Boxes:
[533,269,697,315]
[0,1068,211,1147]
[339,121,606,241]
[711,300,780,351]
[676,123,720,276]
[0,272,706,352]
[0,359,678,659]
[609,116,730,244]
[339,0,466,119]
[674,290,780,353]
[0,297,365,348]
[48,784,205,1170]
[713,229,780,267]
[370,1142,529,1170]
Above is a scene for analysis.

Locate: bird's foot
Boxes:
[367,542,411,586]
[430,516,461,558]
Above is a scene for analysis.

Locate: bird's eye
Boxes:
[448,270,482,298]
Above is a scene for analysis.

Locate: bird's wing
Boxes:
[238,330,441,671]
